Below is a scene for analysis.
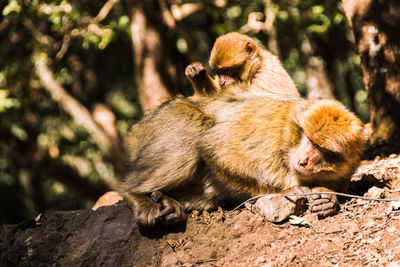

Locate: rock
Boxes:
[92,191,123,210]
[364,186,386,199]
[0,202,169,266]
[254,194,307,223]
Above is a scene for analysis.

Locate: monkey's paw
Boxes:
[135,192,187,228]
[185,62,206,80]
[287,186,339,219]
[134,201,163,228]
[308,187,339,219]
[150,191,187,225]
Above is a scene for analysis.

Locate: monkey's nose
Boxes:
[299,158,309,168]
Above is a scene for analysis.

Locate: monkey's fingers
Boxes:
[135,202,162,227]
[164,209,187,225]
[158,196,186,223]
[307,187,339,218]
[312,198,331,205]
[284,186,314,203]
[310,199,339,219]
[311,199,335,210]
[185,62,206,80]
[159,205,175,217]
[150,191,163,203]
[160,203,186,225]
[313,205,339,219]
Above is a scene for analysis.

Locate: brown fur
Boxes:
[120,86,367,227]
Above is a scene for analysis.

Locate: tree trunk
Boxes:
[342,0,400,147]
[300,37,336,100]
[129,1,179,113]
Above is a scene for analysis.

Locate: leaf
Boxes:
[289,215,309,226]
[389,201,400,211]
[3,0,21,16]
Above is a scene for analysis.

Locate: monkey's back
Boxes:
[200,94,303,195]
[122,97,248,211]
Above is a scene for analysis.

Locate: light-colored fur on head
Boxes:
[209,32,258,69]
[209,32,300,97]
[295,99,367,155]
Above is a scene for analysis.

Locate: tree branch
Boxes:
[32,51,123,188]
[129,5,173,112]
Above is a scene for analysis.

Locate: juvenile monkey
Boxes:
[185,32,300,97]
[120,87,367,227]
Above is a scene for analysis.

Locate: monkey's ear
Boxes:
[362,123,372,142]
[245,40,257,55]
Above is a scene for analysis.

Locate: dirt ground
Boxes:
[158,154,400,266]
[2,154,400,266]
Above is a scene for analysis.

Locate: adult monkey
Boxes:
[120,86,367,227]
[185,32,300,98]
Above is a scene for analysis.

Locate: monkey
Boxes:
[121,97,244,226]
[185,32,300,98]
[199,91,367,217]
[120,86,367,228]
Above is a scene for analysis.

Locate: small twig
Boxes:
[159,0,176,29]
[193,259,218,265]
[316,229,345,235]
[170,3,203,21]
[56,35,71,60]
[56,0,117,59]
[23,20,55,46]
[233,191,400,211]
[95,0,118,23]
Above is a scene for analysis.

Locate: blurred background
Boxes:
[0,0,375,223]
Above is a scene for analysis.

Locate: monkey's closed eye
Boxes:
[307,137,343,162]
[216,66,241,77]
[322,149,344,162]
[321,148,344,162]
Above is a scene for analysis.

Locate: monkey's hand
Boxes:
[287,186,339,219]
[150,191,187,225]
[185,62,219,96]
[185,62,207,81]
[308,187,339,219]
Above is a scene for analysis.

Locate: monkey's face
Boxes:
[290,99,368,190]
[289,134,349,183]
[209,33,258,87]
[214,67,241,87]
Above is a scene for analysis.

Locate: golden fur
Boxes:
[120,85,367,227]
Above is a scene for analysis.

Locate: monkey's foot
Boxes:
[185,62,207,80]
[134,192,186,228]
[150,191,187,225]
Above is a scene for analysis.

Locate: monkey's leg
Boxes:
[122,191,186,227]
[284,186,339,219]
[185,62,219,97]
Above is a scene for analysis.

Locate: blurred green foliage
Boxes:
[0,0,366,224]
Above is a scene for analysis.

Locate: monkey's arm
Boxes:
[185,62,219,97]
